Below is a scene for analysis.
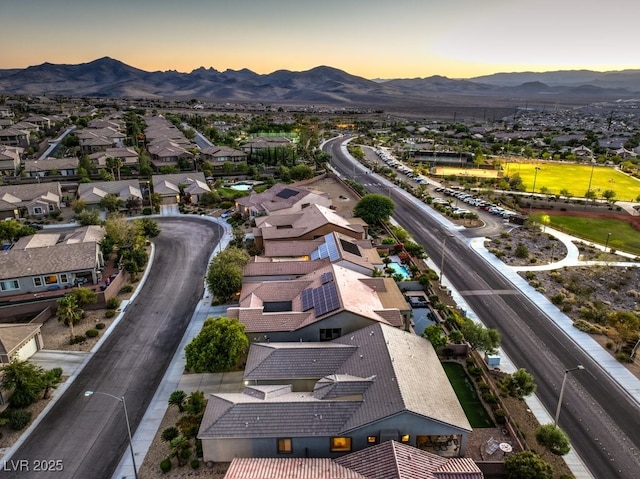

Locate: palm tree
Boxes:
[105,156,123,181]
[56,295,83,342]
[168,390,187,412]
[169,435,191,466]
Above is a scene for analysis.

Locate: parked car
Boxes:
[28,223,44,230]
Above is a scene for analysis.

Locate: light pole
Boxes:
[84,390,138,479]
[439,234,454,289]
[605,232,612,253]
[584,159,596,211]
[529,167,541,214]
[554,365,585,425]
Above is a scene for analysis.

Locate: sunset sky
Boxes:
[2,0,638,79]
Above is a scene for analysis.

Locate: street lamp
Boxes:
[439,234,455,289]
[529,167,541,214]
[584,159,596,211]
[84,390,138,479]
[605,232,612,253]
[554,365,585,425]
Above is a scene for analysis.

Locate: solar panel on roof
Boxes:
[275,188,299,199]
[324,234,340,261]
[339,238,362,257]
[301,288,313,311]
[320,271,333,284]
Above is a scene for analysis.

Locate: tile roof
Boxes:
[77,179,142,203]
[151,172,210,195]
[0,323,41,358]
[12,234,60,250]
[223,457,367,479]
[0,183,62,204]
[335,441,483,479]
[243,260,327,278]
[24,157,79,171]
[236,183,330,215]
[199,324,471,443]
[0,242,99,280]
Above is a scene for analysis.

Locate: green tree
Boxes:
[185,390,206,416]
[106,156,123,181]
[422,324,447,349]
[99,194,125,213]
[168,390,187,412]
[149,193,162,213]
[206,248,249,302]
[559,188,571,199]
[353,194,395,224]
[184,317,249,373]
[0,220,36,243]
[504,451,553,479]
[70,199,87,214]
[607,311,640,353]
[535,423,571,456]
[56,295,83,342]
[0,360,45,408]
[602,189,617,204]
[500,368,537,398]
[136,218,161,238]
[41,367,63,399]
[289,164,315,181]
[169,435,191,467]
[75,209,102,226]
[68,287,97,308]
[460,321,501,353]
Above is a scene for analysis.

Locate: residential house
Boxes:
[0,323,45,364]
[151,172,210,205]
[246,232,384,280]
[24,115,51,130]
[199,145,247,169]
[0,127,29,148]
[77,127,126,153]
[23,157,79,177]
[0,241,104,298]
[227,262,410,342]
[0,146,23,176]
[223,441,484,479]
[198,323,472,462]
[77,179,143,210]
[148,140,194,170]
[236,183,332,219]
[0,183,63,218]
[253,203,367,250]
[241,136,294,153]
[89,147,139,170]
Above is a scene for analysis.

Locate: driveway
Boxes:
[3,218,223,479]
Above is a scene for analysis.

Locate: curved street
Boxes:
[323,136,640,479]
[4,218,222,479]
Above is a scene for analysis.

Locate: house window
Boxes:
[44,275,58,285]
[0,280,20,291]
[59,274,69,283]
[33,207,44,215]
[33,277,43,287]
[400,434,410,443]
[319,328,341,341]
[330,437,352,452]
[277,438,292,454]
[367,436,377,444]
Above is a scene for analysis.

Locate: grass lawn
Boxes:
[442,362,495,428]
[545,215,640,256]
[503,162,640,201]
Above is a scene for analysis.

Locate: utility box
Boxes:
[485,353,501,367]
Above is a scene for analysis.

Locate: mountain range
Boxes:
[1,57,639,107]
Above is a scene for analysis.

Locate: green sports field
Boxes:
[502,162,640,201]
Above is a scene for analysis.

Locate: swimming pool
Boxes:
[229,182,253,192]
[387,262,411,280]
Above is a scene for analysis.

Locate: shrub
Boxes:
[105,310,116,319]
[494,408,507,424]
[142,207,152,215]
[515,243,529,258]
[106,297,121,310]
[190,459,200,470]
[85,329,99,338]
[5,409,32,430]
[616,352,630,362]
[95,322,106,330]
[161,427,180,443]
[119,284,134,294]
[70,335,86,345]
[160,458,172,473]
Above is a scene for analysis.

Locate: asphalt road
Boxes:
[324,136,640,479]
[4,218,222,479]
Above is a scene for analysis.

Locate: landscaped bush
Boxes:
[70,335,86,345]
[161,427,180,443]
[5,409,32,430]
[143,207,152,215]
[190,459,200,470]
[159,458,172,473]
[86,329,99,338]
[105,310,116,318]
[119,284,134,294]
[106,297,120,310]
[95,322,106,330]
[494,408,507,424]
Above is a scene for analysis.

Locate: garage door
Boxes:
[15,337,38,361]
